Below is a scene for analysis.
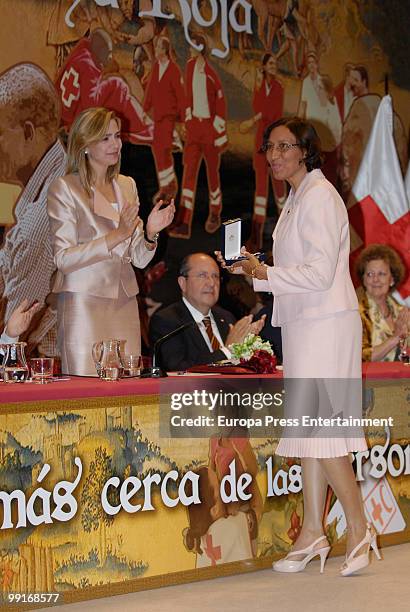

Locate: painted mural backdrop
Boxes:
[0,386,409,595]
[0,0,409,347]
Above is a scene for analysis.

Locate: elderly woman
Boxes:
[356,244,409,361]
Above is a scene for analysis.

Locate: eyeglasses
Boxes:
[261,142,300,154]
[182,272,221,282]
[365,271,389,279]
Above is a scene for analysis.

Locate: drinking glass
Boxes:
[30,358,54,384]
[121,354,141,377]
[0,344,4,381]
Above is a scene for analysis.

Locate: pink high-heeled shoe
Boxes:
[340,523,382,577]
[273,535,330,573]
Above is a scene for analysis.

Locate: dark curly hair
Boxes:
[355,244,406,289]
[261,116,323,172]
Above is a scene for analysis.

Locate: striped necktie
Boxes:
[202,316,221,351]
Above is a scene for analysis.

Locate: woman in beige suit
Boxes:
[218,117,380,577]
[47,107,174,376]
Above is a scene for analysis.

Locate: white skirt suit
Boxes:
[47,174,156,376]
[254,169,367,457]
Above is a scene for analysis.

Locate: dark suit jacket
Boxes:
[149,301,236,371]
[256,303,283,364]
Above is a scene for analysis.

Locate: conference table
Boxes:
[0,363,408,609]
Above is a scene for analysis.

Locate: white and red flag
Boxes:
[348,95,410,302]
[405,160,410,206]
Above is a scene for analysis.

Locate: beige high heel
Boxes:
[273,535,330,573]
[340,523,382,577]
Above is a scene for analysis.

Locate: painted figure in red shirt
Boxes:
[56,28,152,144]
[169,34,227,240]
[248,53,285,251]
[143,36,185,203]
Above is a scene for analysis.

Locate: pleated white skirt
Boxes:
[276,309,368,458]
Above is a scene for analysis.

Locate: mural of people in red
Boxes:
[143,36,185,203]
[169,34,227,240]
[56,28,152,143]
[247,53,285,252]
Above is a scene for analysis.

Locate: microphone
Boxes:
[140,322,195,378]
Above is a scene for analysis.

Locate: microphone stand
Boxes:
[140,322,194,378]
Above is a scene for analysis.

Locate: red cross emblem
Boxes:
[204,533,222,565]
[364,480,396,533]
[60,67,80,108]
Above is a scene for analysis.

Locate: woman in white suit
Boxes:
[218,117,380,577]
[47,107,174,376]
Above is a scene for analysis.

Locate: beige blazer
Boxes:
[254,169,358,325]
[47,174,155,299]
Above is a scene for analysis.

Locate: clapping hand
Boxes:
[225,315,254,345]
[250,314,267,335]
[225,313,266,345]
[5,299,40,338]
[146,199,175,239]
[118,200,141,240]
[394,308,410,339]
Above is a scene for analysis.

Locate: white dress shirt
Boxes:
[0,331,18,344]
[0,329,18,364]
[192,61,210,118]
[158,59,170,81]
[182,297,231,359]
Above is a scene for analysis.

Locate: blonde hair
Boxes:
[67,107,121,195]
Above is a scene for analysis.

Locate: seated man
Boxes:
[149,253,265,371]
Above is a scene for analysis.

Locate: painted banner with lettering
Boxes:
[0,384,409,593]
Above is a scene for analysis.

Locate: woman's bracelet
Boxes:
[251,263,268,279]
[144,230,159,245]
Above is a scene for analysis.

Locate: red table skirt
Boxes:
[0,362,408,405]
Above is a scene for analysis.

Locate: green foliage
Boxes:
[80,447,118,532]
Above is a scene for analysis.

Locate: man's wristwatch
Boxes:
[144,231,159,244]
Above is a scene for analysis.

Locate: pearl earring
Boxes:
[85,150,88,155]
